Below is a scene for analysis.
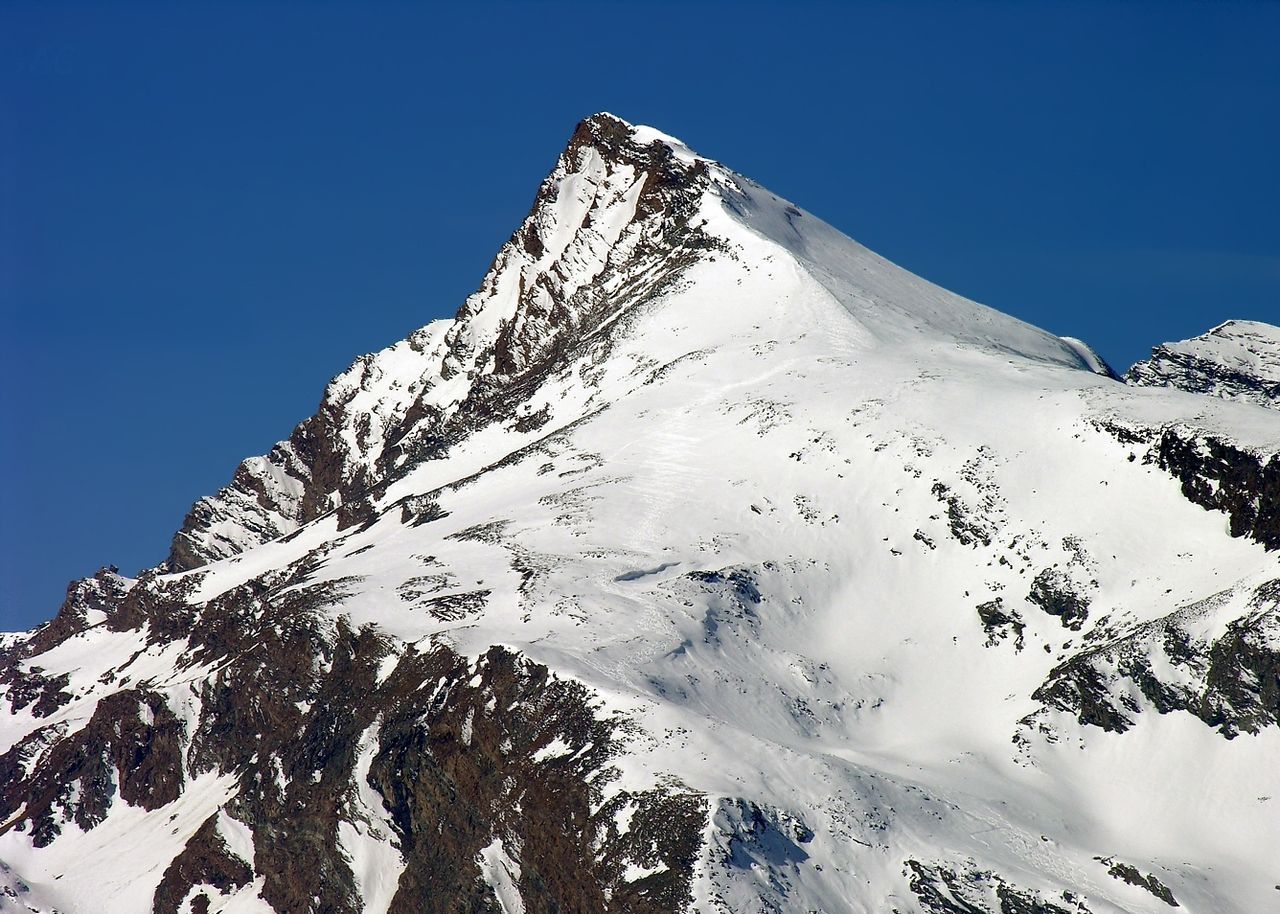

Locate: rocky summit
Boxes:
[2,114,1278,914]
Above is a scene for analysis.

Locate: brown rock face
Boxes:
[370,645,705,914]
[2,541,707,913]
[153,815,254,914]
[0,688,185,847]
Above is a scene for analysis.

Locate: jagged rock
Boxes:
[0,688,185,846]
[153,815,255,914]
[903,860,1087,914]
[1026,568,1090,631]
[977,598,1025,649]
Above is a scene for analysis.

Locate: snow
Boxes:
[623,860,667,882]
[1059,335,1114,376]
[374,649,400,686]
[477,839,524,914]
[1161,319,1280,378]
[0,772,238,914]
[336,721,404,914]
[629,122,701,163]
[531,736,572,762]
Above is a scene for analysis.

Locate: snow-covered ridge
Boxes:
[1126,318,1280,409]
[715,174,1105,372]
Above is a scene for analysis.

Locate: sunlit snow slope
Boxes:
[3,114,1278,914]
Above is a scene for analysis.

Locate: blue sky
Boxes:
[2,1,1277,630]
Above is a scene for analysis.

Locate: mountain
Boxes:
[3,114,1278,914]
[1126,320,1280,410]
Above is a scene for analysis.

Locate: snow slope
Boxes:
[3,114,1278,914]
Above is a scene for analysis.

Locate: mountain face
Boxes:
[3,114,1279,914]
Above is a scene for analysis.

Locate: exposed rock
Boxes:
[931,481,995,548]
[153,815,254,914]
[1149,429,1280,550]
[0,689,185,847]
[1095,856,1179,907]
[369,644,706,914]
[1092,417,1280,551]
[903,860,1087,914]
[1030,579,1280,738]
[2,558,707,912]
[977,598,1025,650]
[1026,568,1090,631]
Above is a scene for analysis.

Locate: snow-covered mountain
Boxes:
[1126,319,1280,410]
[3,114,1278,914]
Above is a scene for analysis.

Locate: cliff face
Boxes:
[4,115,1280,914]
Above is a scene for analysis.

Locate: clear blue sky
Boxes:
[2,1,1277,630]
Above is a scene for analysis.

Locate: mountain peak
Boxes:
[1125,317,1280,408]
[165,114,724,570]
[455,114,716,376]
[163,114,1121,572]
[566,112,703,167]
[567,112,638,154]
